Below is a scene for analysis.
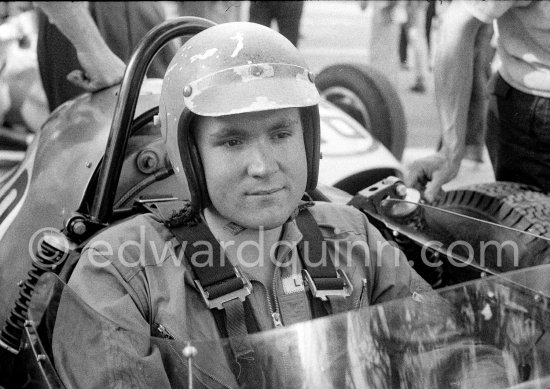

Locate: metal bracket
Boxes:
[303,269,353,301]
[195,267,252,310]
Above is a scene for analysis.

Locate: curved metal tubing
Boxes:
[90,17,216,224]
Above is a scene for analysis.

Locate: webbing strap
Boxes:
[296,209,353,316]
[180,222,237,291]
[167,220,254,312]
[224,299,252,354]
[177,222,261,385]
[142,201,238,292]
[223,285,263,386]
[165,206,350,313]
[149,205,263,385]
[295,209,345,289]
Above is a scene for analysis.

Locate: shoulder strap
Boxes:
[295,208,353,316]
[146,201,263,386]
[145,201,352,316]
[142,200,252,309]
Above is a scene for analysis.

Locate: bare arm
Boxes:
[435,3,483,166]
[33,1,126,91]
[406,2,484,202]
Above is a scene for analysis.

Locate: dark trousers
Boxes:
[249,1,304,47]
[399,24,408,64]
[399,1,436,64]
[488,73,550,192]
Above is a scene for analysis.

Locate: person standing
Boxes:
[35,2,175,112]
[248,1,304,47]
[407,1,550,201]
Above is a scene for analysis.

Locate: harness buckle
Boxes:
[302,269,353,301]
[195,267,252,310]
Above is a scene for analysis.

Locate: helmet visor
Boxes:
[183,63,320,116]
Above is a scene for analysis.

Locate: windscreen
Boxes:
[28,261,550,389]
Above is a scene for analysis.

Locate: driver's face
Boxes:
[194,108,307,230]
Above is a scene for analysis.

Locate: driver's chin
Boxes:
[235,209,291,230]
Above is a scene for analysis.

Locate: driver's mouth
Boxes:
[247,187,284,196]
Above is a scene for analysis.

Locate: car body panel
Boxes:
[0,83,159,325]
[318,100,401,186]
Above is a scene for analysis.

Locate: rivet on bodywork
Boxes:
[308,71,316,83]
[183,85,193,97]
[71,221,87,236]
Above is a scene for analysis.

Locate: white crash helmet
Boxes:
[159,22,321,211]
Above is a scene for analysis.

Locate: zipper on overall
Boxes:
[250,265,283,329]
[271,265,283,327]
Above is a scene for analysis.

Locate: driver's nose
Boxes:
[246,143,278,178]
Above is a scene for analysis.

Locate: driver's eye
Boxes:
[223,139,242,147]
[274,131,292,140]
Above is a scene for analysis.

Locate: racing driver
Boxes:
[51,22,432,388]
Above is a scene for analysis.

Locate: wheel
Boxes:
[315,63,407,160]
[430,182,550,273]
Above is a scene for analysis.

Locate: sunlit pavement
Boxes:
[299,1,495,189]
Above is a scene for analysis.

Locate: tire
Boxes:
[315,63,407,160]
[430,182,550,272]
